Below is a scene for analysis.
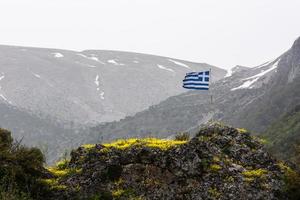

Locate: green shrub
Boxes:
[279,162,300,200]
[0,128,47,199]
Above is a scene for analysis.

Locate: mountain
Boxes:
[89,37,300,142]
[42,124,288,200]
[0,45,226,125]
[0,103,85,164]
[262,105,300,165]
[0,45,225,163]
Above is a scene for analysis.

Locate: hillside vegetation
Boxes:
[1,124,299,200]
[262,105,300,165]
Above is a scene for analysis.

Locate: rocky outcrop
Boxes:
[44,124,286,200]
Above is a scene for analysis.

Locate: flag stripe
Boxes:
[183,83,209,86]
[183,79,208,83]
[185,74,199,78]
[183,77,202,81]
[183,86,209,90]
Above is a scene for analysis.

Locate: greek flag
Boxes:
[183,70,210,90]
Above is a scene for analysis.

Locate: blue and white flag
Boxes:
[183,70,210,90]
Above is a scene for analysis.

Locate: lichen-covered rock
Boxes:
[43,124,287,200]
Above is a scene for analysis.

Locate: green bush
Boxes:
[0,128,47,199]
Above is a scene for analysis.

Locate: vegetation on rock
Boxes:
[1,124,300,200]
[44,124,294,199]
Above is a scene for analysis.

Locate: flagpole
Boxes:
[210,68,213,104]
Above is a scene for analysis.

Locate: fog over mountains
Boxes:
[0,45,225,124]
[1,37,299,164]
[89,37,300,142]
[0,45,225,162]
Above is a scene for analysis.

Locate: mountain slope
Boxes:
[0,103,84,164]
[262,105,300,164]
[89,37,300,142]
[0,45,225,124]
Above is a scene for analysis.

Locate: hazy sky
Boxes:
[0,0,300,69]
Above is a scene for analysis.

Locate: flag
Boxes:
[183,70,210,90]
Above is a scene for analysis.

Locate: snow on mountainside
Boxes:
[88,37,300,142]
[0,45,225,163]
[0,45,226,125]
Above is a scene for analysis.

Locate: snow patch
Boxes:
[107,59,125,66]
[231,77,260,91]
[33,73,41,78]
[94,75,100,87]
[0,73,12,104]
[133,60,139,63]
[231,59,280,91]
[168,59,190,69]
[100,92,105,100]
[244,59,280,81]
[108,59,118,65]
[77,53,105,64]
[52,52,64,58]
[90,56,100,61]
[157,64,174,73]
[89,56,105,64]
[225,68,233,77]
[0,94,9,102]
[0,74,4,81]
[77,53,88,58]
[94,75,104,99]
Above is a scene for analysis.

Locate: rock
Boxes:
[46,124,286,200]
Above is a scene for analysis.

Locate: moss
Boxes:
[225,176,235,182]
[100,148,111,153]
[83,138,187,151]
[144,178,160,186]
[112,189,125,197]
[47,167,69,177]
[40,179,67,191]
[111,188,139,199]
[114,178,124,186]
[278,162,300,200]
[244,177,255,182]
[237,128,247,133]
[208,187,221,198]
[47,166,82,178]
[212,156,220,162]
[55,159,69,170]
[209,164,222,172]
[278,162,293,173]
[242,168,268,178]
